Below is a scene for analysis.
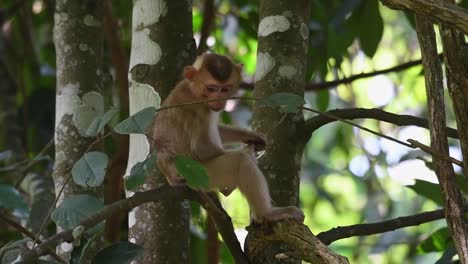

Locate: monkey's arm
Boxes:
[157,152,186,186]
[218,125,266,151]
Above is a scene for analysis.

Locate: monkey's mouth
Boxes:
[207,102,225,111]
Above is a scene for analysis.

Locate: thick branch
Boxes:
[380,0,468,36]
[317,204,468,245]
[303,108,459,140]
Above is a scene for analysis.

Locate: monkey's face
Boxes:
[204,83,232,111]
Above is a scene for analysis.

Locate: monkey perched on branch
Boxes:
[152,53,304,223]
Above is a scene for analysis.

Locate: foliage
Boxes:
[0,0,466,263]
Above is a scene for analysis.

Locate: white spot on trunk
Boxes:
[130,238,136,243]
[124,82,160,198]
[278,65,297,79]
[73,91,104,136]
[254,52,276,82]
[133,0,167,28]
[129,211,136,228]
[129,28,162,70]
[55,83,81,133]
[300,23,309,40]
[83,15,101,27]
[60,242,73,252]
[258,15,290,37]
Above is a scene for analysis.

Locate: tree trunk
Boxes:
[53,1,104,261]
[415,16,468,263]
[247,0,310,262]
[126,0,196,263]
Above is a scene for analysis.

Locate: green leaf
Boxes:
[92,242,143,264]
[72,152,108,187]
[406,180,443,205]
[86,106,119,137]
[175,156,210,189]
[261,93,305,114]
[316,90,330,111]
[114,107,157,134]
[416,227,451,253]
[125,152,157,190]
[354,0,383,57]
[51,194,104,229]
[0,184,28,211]
[455,174,468,195]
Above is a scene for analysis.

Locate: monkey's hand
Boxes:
[245,133,267,151]
[167,175,187,186]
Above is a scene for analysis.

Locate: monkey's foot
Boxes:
[262,206,305,223]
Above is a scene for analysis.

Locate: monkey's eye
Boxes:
[207,86,218,93]
[220,87,230,93]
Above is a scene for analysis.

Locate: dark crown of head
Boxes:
[203,54,234,82]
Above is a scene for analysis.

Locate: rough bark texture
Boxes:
[438,15,468,180]
[53,0,104,261]
[415,16,468,263]
[127,0,196,263]
[248,1,310,263]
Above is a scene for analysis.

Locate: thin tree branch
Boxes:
[317,204,468,245]
[304,107,459,140]
[380,0,468,36]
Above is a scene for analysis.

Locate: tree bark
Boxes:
[415,16,468,263]
[53,0,105,261]
[247,0,310,263]
[126,0,196,263]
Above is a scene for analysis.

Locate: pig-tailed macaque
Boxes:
[152,54,304,223]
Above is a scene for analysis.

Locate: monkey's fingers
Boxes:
[245,139,266,151]
[168,176,187,186]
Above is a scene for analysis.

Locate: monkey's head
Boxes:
[184,54,243,112]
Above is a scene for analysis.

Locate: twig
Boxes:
[302,107,462,167]
[32,171,72,248]
[407,139,463,167]
[0,213,66,263]
[317,204,468,245]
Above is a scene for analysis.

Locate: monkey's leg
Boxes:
[203,150,273,221]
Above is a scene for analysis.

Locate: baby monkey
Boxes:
[152,53,304,223]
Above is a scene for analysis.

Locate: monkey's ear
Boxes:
[183,66,198,81]
[236,63,244,72]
